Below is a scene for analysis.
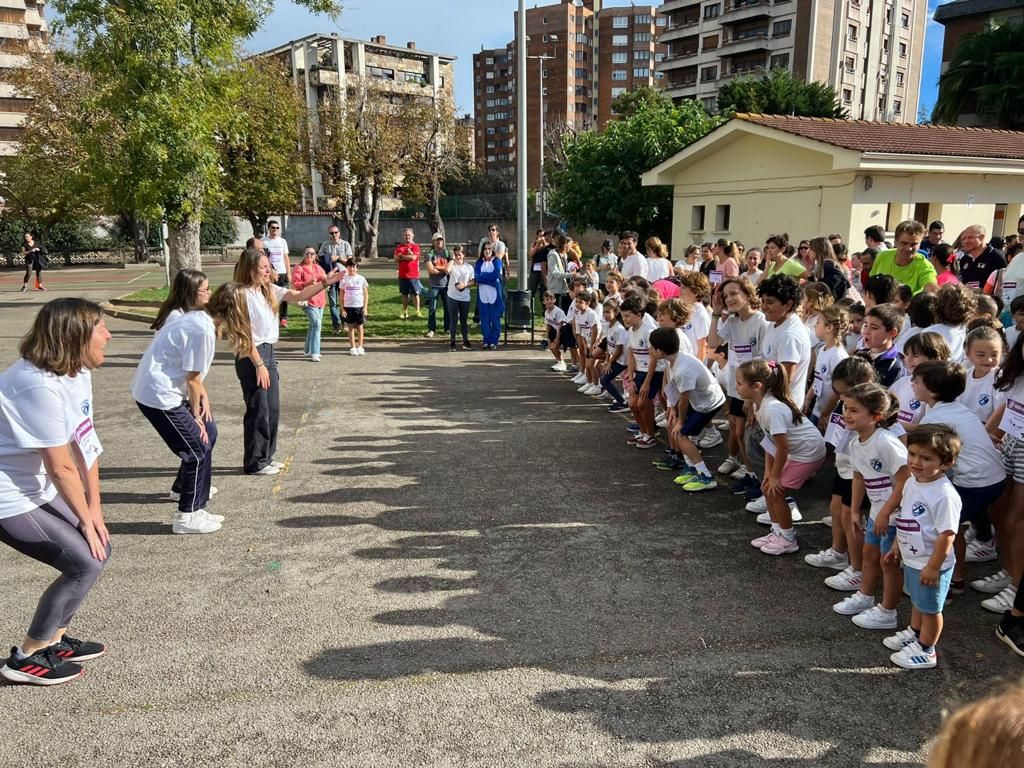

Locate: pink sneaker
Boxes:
[751,532,775,548]
[760,533,799,555]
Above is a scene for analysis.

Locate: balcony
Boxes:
[658,50,700,72]
[659,0,702,13]
[309,67,340,87]
[659,19,700,43]
[718,31,771,55]
[722,0,773,21]
[719,64,767,81]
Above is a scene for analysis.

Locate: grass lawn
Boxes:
[119,279,542,340]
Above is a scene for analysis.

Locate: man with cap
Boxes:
[424,232,450,338]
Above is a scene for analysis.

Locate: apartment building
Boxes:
[473,1,669,187]
[657,0,927,122]
[0,0,48,155]
[934,0,1024,126]
[255,33,456,211]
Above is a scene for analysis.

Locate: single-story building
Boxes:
[641,114,1024,252]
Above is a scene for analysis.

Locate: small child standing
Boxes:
[599,298,631,413]
[890,331,950,438]
[924,283,976,363]
[572,292,602,395]
[543,291,568,372]
[857,304,904,387]
[677,272,712,362]
[958,325,1003,424]
[883,424,963,669]
[341,258,369,356]
[622,294,661,449]
[845,303,866,355]
[802,282,835,352]
[738,359,826,555]
[806,304,849,428]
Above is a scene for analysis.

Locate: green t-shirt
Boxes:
[763,257,807,281]
[869,249,937,294]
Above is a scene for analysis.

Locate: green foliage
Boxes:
[547,93,722,240]
[0,213,110,253]
[933,22,1024,129]
[200,205,237,247]
[610,86,669,119]
[717,67,847,118]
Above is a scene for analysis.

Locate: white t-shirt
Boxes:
[0,360,100,519]
[760,313,812,405]
[608,321,629,365]
[888,375,927,439]
[824,410,855,480]
[845,331,863,355]
[246,284,289,346]
[924,323,967,363]
[958,366,997,424]
[996,377,1024,442]
[574,307,600,342]
[1006,325,1020,351]
[921,401,1006,487]
[804,313,823,351]
[628,314,658,373]
[756,395,827,464]
[848,427,908,521]
[544,306,566,330]
[681,302,711,358]
[675,259,702,273]
[895,475,962,571]
[264,236,290,274]
[621,252,648,279]
[894,316,917,355]
[811,344,849,419]
[446,263,475,301]
[131,311,216,410]
[646,257,672,282]
[341,274,368,309]
[667,353,726,414]
[717,311,767,398]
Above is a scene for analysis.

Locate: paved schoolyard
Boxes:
[0,275,1020,767]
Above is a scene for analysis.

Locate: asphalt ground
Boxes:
[0,272,1020,767]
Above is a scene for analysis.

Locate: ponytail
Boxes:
[738,358,804,425]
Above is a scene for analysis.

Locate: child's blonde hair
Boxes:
[819,304,849,341]
[928,686,1024,768]
[656,298,692,327]
[803,282,835,315]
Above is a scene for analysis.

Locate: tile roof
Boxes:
[734,114,1024,161]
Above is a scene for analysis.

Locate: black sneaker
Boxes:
[49,634,106,662]
[0,646,85,686]
[461,343,473,350]
[448,345,457,352]
[607,403,629,413]
[997,612,1024,658]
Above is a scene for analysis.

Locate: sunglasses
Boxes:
[329,230,339,235]
[798,245,810,250]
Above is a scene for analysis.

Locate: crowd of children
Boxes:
[541,233,1024,671]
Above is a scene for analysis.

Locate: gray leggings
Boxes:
[0,499,109,642]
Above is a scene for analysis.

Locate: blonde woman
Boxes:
[132,282,254,535]
[0,299,111,686]
[645,237,672,282]
[233,248,342,475]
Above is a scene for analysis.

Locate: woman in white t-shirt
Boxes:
[132,283,253,535]
[151,269,209,332]
[446,245,475,350]
[645,237,673,282]
[0,299,111,687]
[232,248,341,476]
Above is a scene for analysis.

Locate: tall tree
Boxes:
[547,92,721,240]
[218,57,307,235]
[50,0,339,277]
[717,67,847,118]
[933,22,1024,130]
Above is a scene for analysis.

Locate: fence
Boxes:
[0,246,243,269]
[380,193,519,220]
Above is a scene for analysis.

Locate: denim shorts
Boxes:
[864,518,897,554]
[398,278,423,296]
[903,565,953,614]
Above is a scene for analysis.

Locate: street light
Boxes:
[527,34,557,230]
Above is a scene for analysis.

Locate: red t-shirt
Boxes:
[395,243,421,279]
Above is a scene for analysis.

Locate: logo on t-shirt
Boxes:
[81,400,90,416]
[871,459,883,472]
[911,501,927,518]
[910,399,921,410]
[979,394,991,406]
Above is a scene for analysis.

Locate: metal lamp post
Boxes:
[527,39,556,231]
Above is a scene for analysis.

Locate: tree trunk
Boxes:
[247,212,269,238]
[341,189,358,248]
[359,179,382,261]
[428,177,444,240]
[128,211,150,263]
[168,217,202,279]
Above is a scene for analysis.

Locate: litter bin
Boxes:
[504,289,535,344]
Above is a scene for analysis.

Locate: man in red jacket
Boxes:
[394,228,423,319]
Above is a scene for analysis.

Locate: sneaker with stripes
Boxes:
[890,640,937,669]
[0,646,84,686]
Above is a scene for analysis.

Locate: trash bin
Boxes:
[504,289,535,344]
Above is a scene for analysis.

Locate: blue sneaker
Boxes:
[745,484,764,501]
[730,474,759,496]
[626,422,640,433]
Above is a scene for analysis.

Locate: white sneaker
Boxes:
[971,569,1011,594]
[981,585,1018,614]
[585,384,603,396]
[349,347,359,356]
[745,495,768,514]
[169,486,218,503]
[697,430,724,448]
[717,457,741,475]
[655,413,668,428]
[572,373,587,384]
[890,640,936,669]
[172,511,221,534]
[833,591,875,616]
[965,524,977,545]
[357,347,366,355]
[551,361,568,372]
[825,566,863,591]
[966,538,999,563]
[202,509,225,524]
[599,390,612,399]
[822,515,832,528]
[730,466,749,480]
[254,465,281,476]
[756,507,802,525]
[577,383,590,393]
[311,354,321,362]
[425,331,435,338]
[804,548,849,570]
[852,604,898,630]
[883,626,918,651]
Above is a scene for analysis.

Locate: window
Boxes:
[401,70,426,85]
[486,85,494,93]
[703,34,719,50]
[486,141,496,149]
[542,34,549,43]
[848,24,857,41]
[878,97,885,111]
[634,32,652,43]
[542,15,547,23]
[612,34,628,46]
[882,38,889,53]
[612,70,628,80]
[692,205,706,232]
[656,70,665,79]
[702,97,717,112]
[367,66,395,80]
[844,56,855,73]
[656,16,668,27]
[901,11,910,28]
[885,7,892,22]
[575,68,589,79]
[611,86,627,97]
[636,14,652,24]
[770,53,790,69]
[896,70,904,86]
[704,3,720,20]
[701,65,718,82]
[634,50,651,60]
[899,42,907,58]
[655,52,666,62]
[486,127,495,135]
[486,99,494,108]
[893,100,902,114]
[613,16,629,28]
[576,33,590,44]
[772,19,792,36]
[485,71,494,80]
[612,52,628,64]
[633,67,650,77]
[485,57,494,65]
[842,88,852,104]
[715,205,731,232]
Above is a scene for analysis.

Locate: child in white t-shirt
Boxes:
[340,259,369,355]
[845,302,866,355]
[883,425,963,669]
[572,292,602,396]
[924,283,975,363]
[806,304,849,427]
[542,291,569,372]
[599,298,630,413]
[889,331,950,440]
[677,272,712,361]
[802,282,834,353]
[958,325,1003,424]
[622,295,661,449]
[833,383,908,631]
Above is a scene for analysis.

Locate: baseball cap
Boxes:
[432,232,444,241]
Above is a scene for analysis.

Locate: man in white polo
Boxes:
[264,220,291,328]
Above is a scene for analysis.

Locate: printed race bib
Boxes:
[897,409,915,425]
[863,475,893,506]
[710,270,723,285]
[732,344,753,363]
[967,281,980,290]
[74,417,103,470]
[1003,281,1018,303]
[896,516,927,561]
[824,412,847,448]
[760,435,777,457]
[999,398,1024,441]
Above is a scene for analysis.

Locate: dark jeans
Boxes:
[276,273,289,321]
[327,284,342,330]
[428,285,449,333]
[528,271,546,314]
[556,293,571,312]
[601,362,628,405]
[448,297,470,345]
[137,401,217,514]
[234,343,280,473]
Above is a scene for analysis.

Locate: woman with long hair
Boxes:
[714,238,741,279]
[152,269,209,331]
[232,248,342,475]
[0,299,112,686]
[132,283,254,535]
[645,237,672,282]
[19,232,47,293]
[809,236,851,300]
[290,247,328,362]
